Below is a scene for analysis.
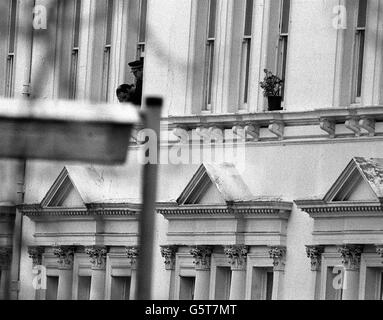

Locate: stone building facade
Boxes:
[1,0,383,300]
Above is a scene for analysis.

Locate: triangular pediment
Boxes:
[41,167,86,208]
[177,163,253,205]
[324,158,383,203]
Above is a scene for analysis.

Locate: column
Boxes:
[190,246,212,300]
[53,246,75,300]
[126,247,139,300]
[28,246,45,300]
[0,248,12,300]
[269,246,286,300]
[85,246,107,300]
[338,245,363,300]
[160,246,177,300]
[306,246,324,300]
[224,245,248,300]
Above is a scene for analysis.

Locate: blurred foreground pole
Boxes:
[136,97,163,300]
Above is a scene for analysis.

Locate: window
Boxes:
[111,276,131,300]
[101,0,114,102]
[5,0,17,98]
[203,0,217,111]
[276,0,290,100]
[239,0,254,110]
[179,276,195,300]
[325,266,343,300]
[251,267,274,300]
[46,276,59,300]
[352,0,367,103]
[137,0,147,59]
[215,267,231,300]
[69,0,82,99]
[77,276,91,300]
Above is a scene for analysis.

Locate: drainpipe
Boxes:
[8,0,35,300]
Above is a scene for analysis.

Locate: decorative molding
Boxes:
[306,245,324,271]
[320,118,336,138]
[345,118,361,137]
[196,127,211,142]
[338,245,363,271]
[173,127,189,143]
[359,117,376,137]
[0,247,12,270]
[158,201,292,218]
[190,246,213,271]
[125,246,139,269]
[268,121,285,140]
[224,245,248,271]
[85,246,107,270]
[21,203,141,218]
[53,246,75,270]
[269,246,286,271]
[208,127,224,143]
[244,124,260,141]
[375,245,383,259]
[28,246,45,267]
[160,246,178,270]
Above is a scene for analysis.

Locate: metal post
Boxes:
[136,97,163,300]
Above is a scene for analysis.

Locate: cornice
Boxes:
[157,201,292,218]
[21,203,140,218]
[166,106,383,129]
[295,200,383,217]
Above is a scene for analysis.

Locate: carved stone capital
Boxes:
[160,246,178,270]
[224,245,248,271]
[190,246,212,271]
[53,246,75,270]
[85,246,107,270]
[306,245,324,272]
[126,246,140,269]
[269,247,286,271]
[0,247,12,270]
[338,245,363,271]
[28,246,45,267]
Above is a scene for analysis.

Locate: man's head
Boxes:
[116,84,134,103]
[128,59,144,82]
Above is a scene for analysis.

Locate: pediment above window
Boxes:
[295,157,383,245]
[158,163,292,246]
[41,167,86,208]
[177,163,253,205]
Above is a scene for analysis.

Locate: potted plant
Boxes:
[259,69,284,111]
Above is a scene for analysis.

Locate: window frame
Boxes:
[5,0,18,98]
[351,0,368,104]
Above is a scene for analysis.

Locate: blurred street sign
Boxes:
[0,98,140,164]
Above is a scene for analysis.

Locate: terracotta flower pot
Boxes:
[267,96,283,111]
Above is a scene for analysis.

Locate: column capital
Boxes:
[190,246,213,271]
[53,246,75,270]
[269,246,286,271]
[85,246,107,270]
[338,245,363,271]
[28,246,45,267]
[126,246,140,269]
[224,245,248,271]
[0,247,12,270]
[306,245,324,272]
[376,245,383,259]
[160,246,178,270]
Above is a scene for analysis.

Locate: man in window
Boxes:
[116,84,134,103]
[128,58,144,105]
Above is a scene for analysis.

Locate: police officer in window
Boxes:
[116,58,144,105]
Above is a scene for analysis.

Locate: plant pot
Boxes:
[267,96,283,111]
